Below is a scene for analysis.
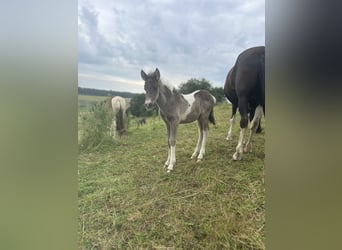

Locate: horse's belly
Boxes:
[180,111,198,124]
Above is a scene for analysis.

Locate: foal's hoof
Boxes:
[243,144,252,153]
[190,153,198,160]
[232,152,242,161]
[226,136,232,141]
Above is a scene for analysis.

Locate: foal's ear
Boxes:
[140,70,148,81]
[155,68,160,81]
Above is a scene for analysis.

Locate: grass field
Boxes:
[78,102,265,249]
[78,95,109,111]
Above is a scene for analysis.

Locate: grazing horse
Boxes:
[141,68,216,173]
[225,46,265,160]
[109,96,127,138]
[224,69,262,141]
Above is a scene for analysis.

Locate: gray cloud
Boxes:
[78,0,265,93]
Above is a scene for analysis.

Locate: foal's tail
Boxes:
[209,94,216,125]
[209,110,216,125]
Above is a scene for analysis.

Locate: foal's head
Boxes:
[140,68,160,110]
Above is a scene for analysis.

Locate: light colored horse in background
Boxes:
[110,96,127,138]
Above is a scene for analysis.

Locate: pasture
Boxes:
[78,101,265,249]
[78,94,109,112]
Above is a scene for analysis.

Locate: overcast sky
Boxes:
[78,0,265,93]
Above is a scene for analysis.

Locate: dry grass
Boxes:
[78,103,265,249]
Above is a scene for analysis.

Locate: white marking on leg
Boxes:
[164,147,170,168]
[244,105,263,153]
[226,114,236,140]
[191,128,202,159]
[167,145,176,173]
[197,130,208,161]
[233,128,246,160]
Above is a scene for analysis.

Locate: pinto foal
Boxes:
[141,68,216,172]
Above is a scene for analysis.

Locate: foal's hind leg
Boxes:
[194,119,208,162]
[191,123,203,160]
[197,129,208,161]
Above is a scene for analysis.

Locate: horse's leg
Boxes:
[109,118,113,136]
[233,97,248,160]
[164,122,171,168]
[250,105,262,134]
[197,120,209,162]
[244,105,263,153]
[226,104,237,140]
[110,117,116,139]
[191,121,203,159]
[167,122,178,173]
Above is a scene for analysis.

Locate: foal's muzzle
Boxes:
[144,101,154,110]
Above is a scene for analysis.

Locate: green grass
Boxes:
[78,103,265,249]
[78,95,109,112]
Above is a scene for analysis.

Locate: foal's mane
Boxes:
[145,70,182,97]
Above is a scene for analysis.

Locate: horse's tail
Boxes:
[108,96,114,109]
[208,94,216,125]
[209,109,216,125]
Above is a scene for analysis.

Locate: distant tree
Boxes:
[179,78,212,94]
[127,93,157,117]
[178,78,225,103]
[211,86,225,103]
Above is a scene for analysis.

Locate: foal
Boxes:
[141,68,216,172]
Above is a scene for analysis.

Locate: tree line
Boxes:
[78,87,136,99]
[80,79,224,117]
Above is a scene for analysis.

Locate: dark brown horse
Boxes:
[224,46,265,160]
[224,69,262,140]
[141,68,216,172]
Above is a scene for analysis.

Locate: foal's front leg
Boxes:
[166,122,178,173]
[164,123,171,168]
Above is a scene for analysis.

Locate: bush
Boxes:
[79,101,114,151]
